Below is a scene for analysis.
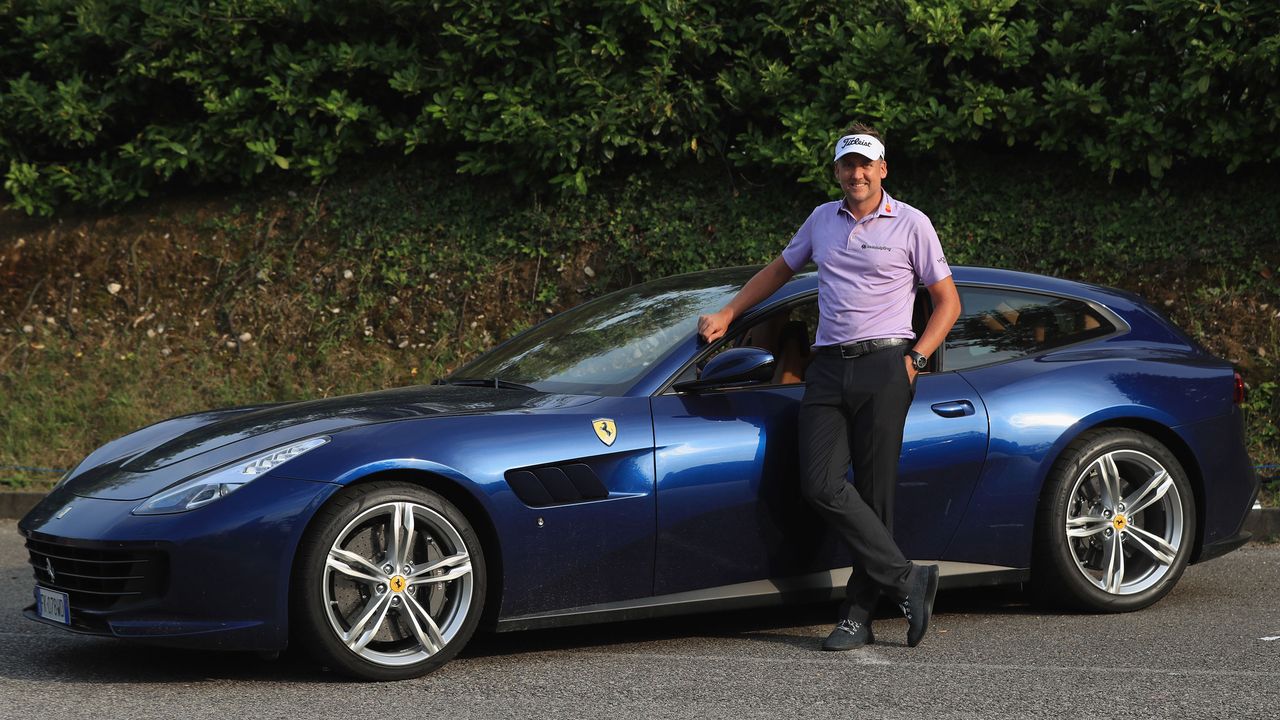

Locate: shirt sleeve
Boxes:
[910,214,951,286]
[781,208,816,272]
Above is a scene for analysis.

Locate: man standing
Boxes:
[697,123,961,650]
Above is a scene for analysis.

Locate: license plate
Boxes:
[36,586,70,625]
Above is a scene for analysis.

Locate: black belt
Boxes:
[815,337,910,359]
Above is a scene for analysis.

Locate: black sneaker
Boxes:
[898,564,939,647]
[821,619,875,651]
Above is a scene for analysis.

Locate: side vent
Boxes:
[505,463,609,507]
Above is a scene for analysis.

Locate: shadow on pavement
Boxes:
[461,582,1039,659]
[1,582,1061,684]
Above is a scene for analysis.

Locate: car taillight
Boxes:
[1234,371,1246,404]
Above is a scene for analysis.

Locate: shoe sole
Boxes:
[821,632,875,651]
[908,566,939,648]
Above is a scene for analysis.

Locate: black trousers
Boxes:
[798,346,915,623]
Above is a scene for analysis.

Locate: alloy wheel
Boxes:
[321,500,474,667]
[1063,449,1185,595]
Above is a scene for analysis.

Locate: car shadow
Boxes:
[0,632,341,684]
[2,584,1059,684]
[460,583,1042,659]
[462,601,837,659]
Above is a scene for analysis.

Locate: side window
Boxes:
[945,288,1115,371]
[681,300,820,386]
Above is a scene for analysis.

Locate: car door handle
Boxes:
[931,400,975,418]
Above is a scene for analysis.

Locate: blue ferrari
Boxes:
[20,266,1258,680]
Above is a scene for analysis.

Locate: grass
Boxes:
[0,334,467,490]
[2,154,1278,495]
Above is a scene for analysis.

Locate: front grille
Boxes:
[26,537,167,612]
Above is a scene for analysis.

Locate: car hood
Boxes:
[66,385,599,501]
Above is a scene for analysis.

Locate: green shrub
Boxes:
[3,0,1279,214]
[3,153,1277,488]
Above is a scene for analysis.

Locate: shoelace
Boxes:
[836,619,864,635]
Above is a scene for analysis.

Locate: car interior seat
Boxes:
[911,290,935,371]
[771,320,810,384]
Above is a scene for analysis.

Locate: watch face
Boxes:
[912,353,928,370]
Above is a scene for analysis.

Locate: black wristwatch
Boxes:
[907,350,928,371]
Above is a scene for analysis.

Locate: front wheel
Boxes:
[1033,429,1196,612]
[293,482,486,680]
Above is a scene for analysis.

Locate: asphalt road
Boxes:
[2,523,1277,720]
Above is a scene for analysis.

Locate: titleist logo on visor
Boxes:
[841,137,873,149]
[833,134,884,162]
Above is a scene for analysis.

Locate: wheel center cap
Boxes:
[389,575,407,593]
[1112,514,1128,531]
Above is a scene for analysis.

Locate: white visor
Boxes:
[833,134,885,163]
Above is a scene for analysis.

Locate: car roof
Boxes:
[627,263,1200,396]
[650,264,1140,307]
[626,263,1160,337]
[583,263,1204,396]
[761,265,1140,307]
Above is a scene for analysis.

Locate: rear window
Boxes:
[945,287,1115,371]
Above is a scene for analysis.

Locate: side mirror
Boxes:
[673,347,776,393]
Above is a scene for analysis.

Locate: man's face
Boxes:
[833,154,887,207]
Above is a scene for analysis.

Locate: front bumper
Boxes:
[18,476,340,651]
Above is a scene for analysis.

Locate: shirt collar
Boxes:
[836,189,898,220]
[878,190,898,217]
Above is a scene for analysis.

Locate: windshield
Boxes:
[450,268,759,395]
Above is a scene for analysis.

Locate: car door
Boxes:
[939,284,1120,565]
[650,298,990,597]
[652,381,816,596]
[895,372,990,560]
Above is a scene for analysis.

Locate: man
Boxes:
[698,123,961,650]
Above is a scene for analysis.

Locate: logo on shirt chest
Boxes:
[841,226,900,260]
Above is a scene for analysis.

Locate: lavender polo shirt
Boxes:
[781,190,950,347]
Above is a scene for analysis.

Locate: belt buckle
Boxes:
[840,341,866,359]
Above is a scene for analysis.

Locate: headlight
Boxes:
[132,437,329,515]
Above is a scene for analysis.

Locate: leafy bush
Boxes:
[3,0,1279,214]
[3,152,1277,488]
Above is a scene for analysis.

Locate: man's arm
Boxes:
[906,275,961,381]
[697,256,796,343]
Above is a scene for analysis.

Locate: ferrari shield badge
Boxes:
[592,418,617,446]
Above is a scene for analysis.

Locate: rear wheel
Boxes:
[1033,429,1195,611]
[293,482,486,680]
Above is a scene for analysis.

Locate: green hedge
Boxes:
[166,153,1280,475]
[3,0,1278,215]
[2,154,1277,487]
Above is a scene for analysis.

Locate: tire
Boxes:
[292,481,486,680]
[1032,428,1196,612]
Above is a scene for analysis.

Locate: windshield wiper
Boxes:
[438,377,540,392]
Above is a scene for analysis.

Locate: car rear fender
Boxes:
[1016,412,1210,562]
[1085,418,1206,562]
[943,405,1191,568]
